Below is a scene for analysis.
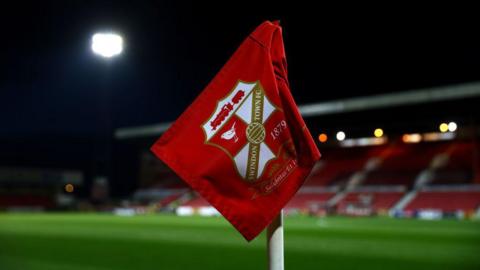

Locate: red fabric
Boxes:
[151,21,320,241]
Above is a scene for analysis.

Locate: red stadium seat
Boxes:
[336,191,404,213]
[405,191,480,212]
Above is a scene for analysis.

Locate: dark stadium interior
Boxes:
[1,2,480,270]
[2,1,480,196]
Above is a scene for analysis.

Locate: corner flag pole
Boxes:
[267,210,284,270]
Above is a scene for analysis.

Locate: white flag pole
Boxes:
[267,210,284,270]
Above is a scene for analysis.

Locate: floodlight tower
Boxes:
[90,32,124,203]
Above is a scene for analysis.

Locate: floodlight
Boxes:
[91,32,123,58]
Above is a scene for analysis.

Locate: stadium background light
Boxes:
[65,184,74,193]
[423,132,456,142]
[448,122,457,132]
[340,137,387,147]
[439,123,449,133]
[374,128,384,138]
[91,32,124,58]
[336,131,346,141]
[402,133,422,143]
[318,133,328,143]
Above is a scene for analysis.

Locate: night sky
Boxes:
[1,1,479,139]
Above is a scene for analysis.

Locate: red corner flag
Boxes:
[151,21,320,241]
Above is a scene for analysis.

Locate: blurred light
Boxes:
[176,206,194,216]
[340,137,388,147]
[336,131,346,141]
[402,133,422,143]
[448,122,457,132]
[318,133,328,143]
[65,184,74,193]
[423,132,456,142]
[439,123,448,133]
[374,128,384,138]
[91,33,123,58]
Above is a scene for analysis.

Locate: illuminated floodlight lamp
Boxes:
[374,128,384,138]
[91,32,123,58]
[336,131,346,141]
[65,184,74,193]
[448,122,457,132]
[318,133,328,143]
[439,123,449,133]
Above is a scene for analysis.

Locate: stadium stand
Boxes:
[430,142,475,185]
[336,190,405,215]
[142,138,480,218]
[0,167,82,210]
[404,186,480,212]
[0,195,55,209]
[362,142,447,187]
[285,190,336,213]
[304,146,383,187]
[182,196,210,208]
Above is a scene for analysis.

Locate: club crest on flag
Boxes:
[202,80,288,183]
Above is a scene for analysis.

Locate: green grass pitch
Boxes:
[1,213,479,270]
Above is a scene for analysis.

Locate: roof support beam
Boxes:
[115,82,480,139]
